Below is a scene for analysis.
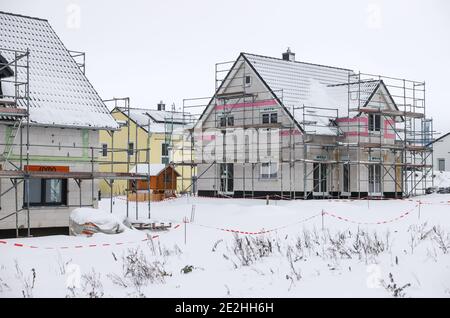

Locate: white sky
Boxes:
[2,0,450,135]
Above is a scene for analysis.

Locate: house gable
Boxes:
[196,53,304,134]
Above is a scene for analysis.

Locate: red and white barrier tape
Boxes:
[0,223,182,250]
[323,204,418,225]
[193,213,322,235]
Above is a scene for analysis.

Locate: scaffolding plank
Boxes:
[349,108,425,118]
[0,170,150,180]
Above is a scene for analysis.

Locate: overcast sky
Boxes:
[2,0,450,135]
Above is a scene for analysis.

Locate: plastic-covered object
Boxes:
[69,208,132,236]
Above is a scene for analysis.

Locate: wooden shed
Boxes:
[128,164,180,201]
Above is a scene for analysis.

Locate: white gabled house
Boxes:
[0,11,118,236]
[193,50,429,199]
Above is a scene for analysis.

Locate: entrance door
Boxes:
[342,163,351,195]
[219,163,234,194]
[368,164,382,196]
[313,163,328,195]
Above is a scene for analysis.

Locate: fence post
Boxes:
[266,195,269,205]
[418,200,421,220]
[190,204,196,222]
[321,209,325,231]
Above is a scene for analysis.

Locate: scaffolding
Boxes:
[175,58,434,200]
[0,49,150,238]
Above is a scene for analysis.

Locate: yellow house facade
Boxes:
[99,106,194,196]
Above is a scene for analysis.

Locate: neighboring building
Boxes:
[0,11,119,235]
[431,132,450,172]
[98,103,192,196]
[194,50,432,198]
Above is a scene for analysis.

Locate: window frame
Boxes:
[219,115,234,127]
[128,142,134,156]
[262,112,278,125]
[23,178,68,207]
[244,75,252,87]
[438,158,445,171]
[161,142,169,164]
[368,114,381,132]
[101,143,108,157]
[260,162,278,180]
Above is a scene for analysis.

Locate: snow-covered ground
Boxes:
[1,194,450,298]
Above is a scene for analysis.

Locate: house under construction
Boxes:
[0,12,150,237]
[176,49,434,199]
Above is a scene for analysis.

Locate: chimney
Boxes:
[282,47,295,62]
[157,100,165,111]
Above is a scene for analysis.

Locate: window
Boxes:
[161,143,169,164]
[101,143,108,157]
[262,112,278,124]
[219,116,234,127]
[245,75,251,86]
[438,159,445,171]
[261,162,278,179]
[24,178,67,207]
[270,113,278,124]
[368,114,381,132]
[313,163,328,193]
[343,163,350,193]
[128,142,134,156]
[368,164,382,194]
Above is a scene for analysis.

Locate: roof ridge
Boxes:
[0,10,48,22]
[242,52,354,72]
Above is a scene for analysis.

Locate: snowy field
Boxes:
[0,193,450,298]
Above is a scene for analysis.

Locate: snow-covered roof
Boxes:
[243,54,396,136]
[243,53,353,136]
[243,53,353,111]
[130,163,179,176]
[0,11,118,129]
[115,107,188,133]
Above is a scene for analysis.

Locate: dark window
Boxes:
[101,144,108,157]
[161,143,169,164]
[128,142,134,156]
[369,114,381,132]
[270,113,278,123]
[262,113,277,124]
[220,116,234,127]
[438,159,445,171]
[245,75,251,85]
[161,143,169,156]
[343,163,350,193]
[24,179,67,207]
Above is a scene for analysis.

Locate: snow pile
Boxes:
[69,208,132,235]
